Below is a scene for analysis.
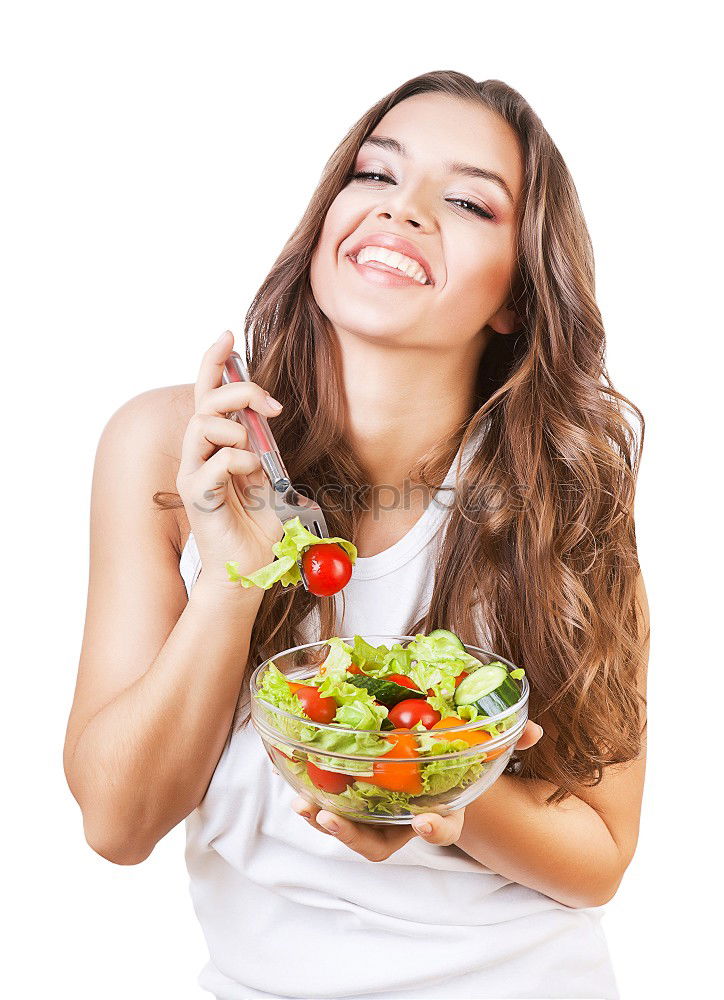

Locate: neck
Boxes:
[336,329,490,490]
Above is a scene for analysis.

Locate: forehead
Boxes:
[368,93,523,203]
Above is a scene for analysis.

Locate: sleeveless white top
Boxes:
[179,428,620,1000]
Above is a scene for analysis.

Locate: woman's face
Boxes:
[310,93,523,350]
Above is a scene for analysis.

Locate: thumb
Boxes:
[412,809,465,846]
[515,721,544,751]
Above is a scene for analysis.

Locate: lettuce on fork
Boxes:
[225,515,358,590]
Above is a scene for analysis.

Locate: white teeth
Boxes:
[354,245,429,284]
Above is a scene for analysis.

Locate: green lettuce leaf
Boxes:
[316,673,390,731]
[291,767,412,817]
[425,687,458,717]
[334,780,413,817]
[253,661,318,746]
[225,515,357,590]
[255,660,305,716]
[310,637,354,682]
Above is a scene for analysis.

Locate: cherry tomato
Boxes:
[388,698,442,730]
[358,730,423,795]
[306,760,357,794]
[287,683,337,724]
[300,543,353,597]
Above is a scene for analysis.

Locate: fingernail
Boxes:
[317,813,339,833]
[215,330,230,344]
[266,395,283,411]
[536,724,544,737]
[300,811,311,820]
[413,821,433,835]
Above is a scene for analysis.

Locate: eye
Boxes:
[447,197,495,221]
[350,170,393,184]
[349,171,495,221]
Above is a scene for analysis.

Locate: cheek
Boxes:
[457,234,514,297]
[310,193,362,294]
[310,212,348,312]
[311,203,346,277]
[442,244,513,330]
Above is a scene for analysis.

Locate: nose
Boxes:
[378,211,422,229]
[376,180,434,230]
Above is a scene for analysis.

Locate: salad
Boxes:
[253,629,526,818]
[226,515,357,596]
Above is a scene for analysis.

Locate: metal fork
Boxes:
[222,351,329,589]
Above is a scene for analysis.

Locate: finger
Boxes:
[199,444,262,489]
[178,413,249,477]
[177,447,262,516]
[411,809,466,846]
[197,379,284,421]
[315,809,414,861]
[291,799,411,858]
[515,721,544,751]
[195,331,235,411]
[290,798,338,837]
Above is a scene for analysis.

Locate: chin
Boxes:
[336,316,429,348]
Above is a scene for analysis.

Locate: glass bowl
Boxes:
[250,634,529,825]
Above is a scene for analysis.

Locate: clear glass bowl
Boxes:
[250,634,529,825]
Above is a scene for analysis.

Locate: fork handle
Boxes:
[222,351,292,493]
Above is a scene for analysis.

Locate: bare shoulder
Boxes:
[102,383,195,553]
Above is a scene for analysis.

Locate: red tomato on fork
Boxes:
[300,543,353,597]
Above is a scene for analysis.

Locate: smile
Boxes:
[346,253,432,289]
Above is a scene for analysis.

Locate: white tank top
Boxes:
[179,428,620,1000]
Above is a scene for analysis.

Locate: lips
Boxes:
[346,231,435,285]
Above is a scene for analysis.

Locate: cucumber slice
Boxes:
[347,674,426,708]
[428,628,466,651]
[454,662,520,716]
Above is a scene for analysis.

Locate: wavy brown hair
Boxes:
[154,70,647,805]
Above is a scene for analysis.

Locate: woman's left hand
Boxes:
[291,719,543,862]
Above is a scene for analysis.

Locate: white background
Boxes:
[1,2,721,998]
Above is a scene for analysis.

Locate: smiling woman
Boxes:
[311,94,524,357]
[66,69,646,1000]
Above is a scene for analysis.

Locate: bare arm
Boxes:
[63,386,264,865]
[454,770,625,908]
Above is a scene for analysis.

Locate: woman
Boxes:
[64,71,648,999]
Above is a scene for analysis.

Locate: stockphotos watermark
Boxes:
[192,475,530,517]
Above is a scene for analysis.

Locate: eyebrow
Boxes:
[359,134,515,204]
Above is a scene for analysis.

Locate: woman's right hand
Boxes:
[176,330,286,591]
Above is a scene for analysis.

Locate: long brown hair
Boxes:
[154,71,646,805]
